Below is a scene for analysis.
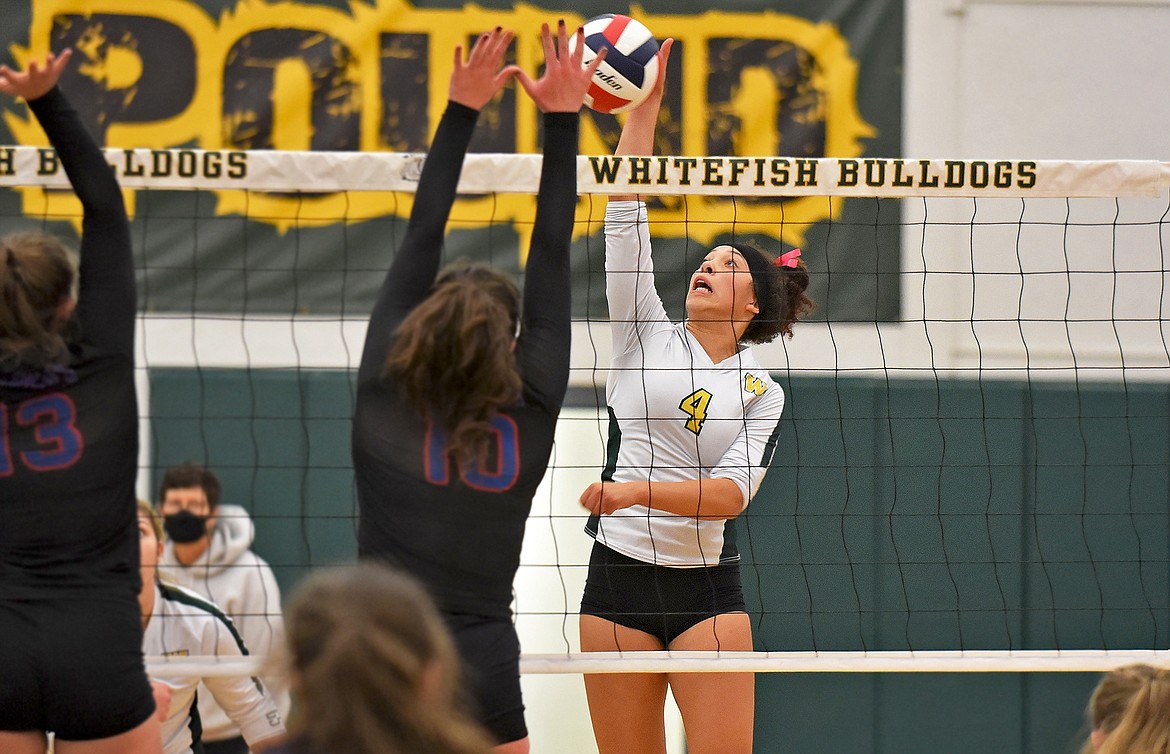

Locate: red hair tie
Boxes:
[776,248,801,268]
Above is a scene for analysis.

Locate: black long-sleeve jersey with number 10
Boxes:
[0,88,139,601]
[353,104,578,620]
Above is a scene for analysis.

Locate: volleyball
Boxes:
[568,14,660,115]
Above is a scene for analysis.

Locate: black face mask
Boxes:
[164,509,208,544]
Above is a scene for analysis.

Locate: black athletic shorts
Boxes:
[443,612,527,745]
[580,541,747,646]
[0,590,156,740]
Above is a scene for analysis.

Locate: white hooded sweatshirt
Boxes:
[160,503,289,744]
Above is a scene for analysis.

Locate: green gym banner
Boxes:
[0,0,903,321]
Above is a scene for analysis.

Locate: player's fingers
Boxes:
[453,43,465,69]
[493,66,521,90]
[510,68,539,99]
[538,22,555,66]
[47,49,71,80]
[489,27,513,60]
[658,38,674,82]
[582,46,606,79]
[555,19,570,62]
[568,26,586,67]
[579,484,598,514]
[56,48,73,66]
[485,29,502,63]
[468,31,490,64]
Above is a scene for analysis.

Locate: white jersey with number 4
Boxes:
[587,201,786,567]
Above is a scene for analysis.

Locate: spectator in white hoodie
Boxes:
[157,463,289,754]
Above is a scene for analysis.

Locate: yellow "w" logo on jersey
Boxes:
[744,373,768,396]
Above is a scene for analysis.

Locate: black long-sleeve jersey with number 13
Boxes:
[0,88,139,600]
[354,104,578,619]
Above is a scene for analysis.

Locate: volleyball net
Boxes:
[3,148,1169,675]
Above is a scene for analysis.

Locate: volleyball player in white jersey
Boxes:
[137,502,285,754]
[577,40,816,754]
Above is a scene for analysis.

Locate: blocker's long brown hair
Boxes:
[0,232,76,372]
[383,260,522,464]
[284,563,494,754]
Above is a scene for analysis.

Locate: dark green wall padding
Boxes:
[150,369,1169,754]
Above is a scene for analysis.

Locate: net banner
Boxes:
[3,147,1169,198]
[1,0,903,319]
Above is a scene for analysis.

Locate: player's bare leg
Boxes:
[667,612,754,754]
[581,614,670,754]
[0,731,48,754]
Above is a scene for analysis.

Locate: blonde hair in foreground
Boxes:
[1084,664,1170,754]
[284,563,494,754]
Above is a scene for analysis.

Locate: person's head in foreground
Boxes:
[282,563,494,754]
[1084,663,1170,754]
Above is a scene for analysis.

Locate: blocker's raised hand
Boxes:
[449,27,517,111]
[509,20,606,113]
[0,49,73,101]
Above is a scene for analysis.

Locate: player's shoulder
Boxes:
[158,582,234,624]
[738,359,785,410]
[159,582,249,649]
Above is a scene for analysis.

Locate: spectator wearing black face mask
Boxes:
[157,462,288,754]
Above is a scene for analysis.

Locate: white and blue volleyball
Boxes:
[568,14,660,115]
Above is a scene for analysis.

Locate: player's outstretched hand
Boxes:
[0,49,73,102]
[449,27,517,111]
[509,21,606,114]
[625,37,673,124]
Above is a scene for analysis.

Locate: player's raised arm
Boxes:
[358,28,517,382]
[509,22,599,409]
[610,37,672,201]
[3,49,135,357]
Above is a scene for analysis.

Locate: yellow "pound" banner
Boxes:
[3,0,908,319]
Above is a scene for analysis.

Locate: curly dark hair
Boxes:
[731,242,816,344]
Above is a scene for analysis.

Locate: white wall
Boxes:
[905,0,1170,161]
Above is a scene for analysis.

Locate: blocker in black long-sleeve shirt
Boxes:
[354,103,579,619]
[0,86,139,600]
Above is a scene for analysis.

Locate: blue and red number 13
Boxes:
[0,393,85,476]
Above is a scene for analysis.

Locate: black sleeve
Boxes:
[515,112,579,412]
[27,86,134,358]
[358,102,480,384]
